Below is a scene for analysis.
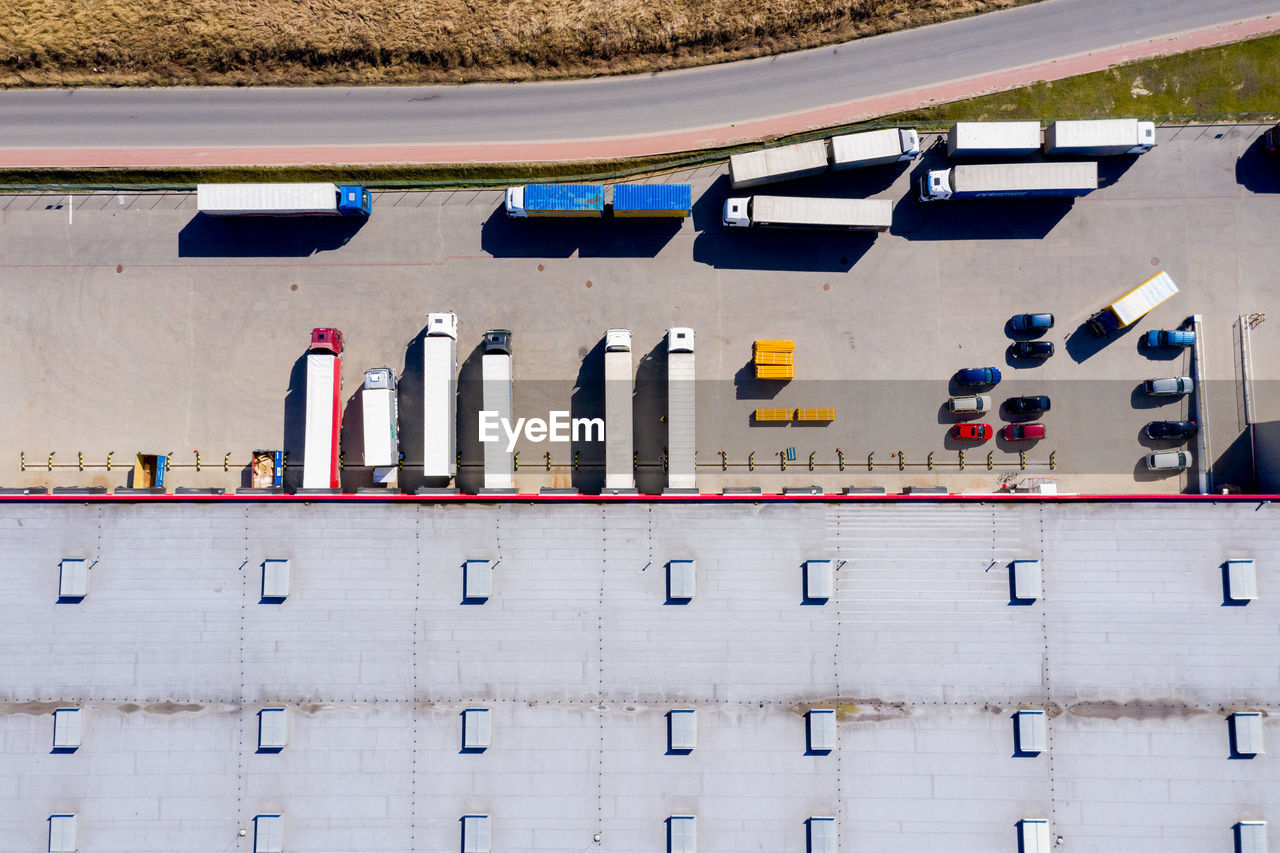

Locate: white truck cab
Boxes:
[426,311,458,339]
[605,328,632,352]
[504,186,527,218]
[722,198,751,228]
[668,327,695,353]
[921,170,953,201]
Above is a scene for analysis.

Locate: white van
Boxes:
[948,395,991,413]
[1146,450,1192,471]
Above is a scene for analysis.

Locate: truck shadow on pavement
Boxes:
[1235,135,1280,194]
[480,207,681,259]
[454,343,488,495]
[633,341,668,496]
[1064,321,1136,364]
[281,354,307,491]
[178,214,367,257]
[570,338,607,494]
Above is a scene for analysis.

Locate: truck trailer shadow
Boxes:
[454,343,488,494]
[479,207,681,259]
[280,355,307,490]
[1065,321,1135,363]
[178,214,366,258]
[633,341,668,495]
[396,330,428,492]
[570,338,607,494]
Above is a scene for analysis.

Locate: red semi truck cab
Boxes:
[309,327,344,355]
[302,327,344,490]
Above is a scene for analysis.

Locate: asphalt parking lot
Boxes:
[2,123,1278,494]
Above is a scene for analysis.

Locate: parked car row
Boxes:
[949,312,1055,444]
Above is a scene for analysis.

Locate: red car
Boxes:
[1002,423,1046,441]
[1265,123,1280,154]
[952,423,992,441]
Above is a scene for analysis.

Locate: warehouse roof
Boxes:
[0,501,1276,851]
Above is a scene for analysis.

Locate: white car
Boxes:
[1146,450,1193,471]
[948,395,991,413]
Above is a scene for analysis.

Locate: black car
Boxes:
[1144,420,1198,441]
[1005,395,1051,415]
[1009,341,1055,360]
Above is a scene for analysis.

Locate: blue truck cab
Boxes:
[1144,329,1196,348]
[337,185,373,216]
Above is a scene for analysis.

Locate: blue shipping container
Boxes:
[613,184,693,217]
[524,184,605,217]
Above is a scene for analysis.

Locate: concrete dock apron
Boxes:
[0,4,1278,168]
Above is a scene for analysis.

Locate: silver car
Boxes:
[948,395,991,413]
[1143,376,1193,396]
[1146,450,1193,470]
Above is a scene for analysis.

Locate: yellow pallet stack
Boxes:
[754,408,794,422]
[754,340,796,381]
[796,408,836,422]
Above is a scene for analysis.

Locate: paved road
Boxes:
[0,0,1278,164]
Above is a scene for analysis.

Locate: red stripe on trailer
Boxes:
[328,357,342,489]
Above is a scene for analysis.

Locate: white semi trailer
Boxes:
[729,128,920,189]
[729,141,829,189]
[481,329,514,491]
[722,196,892,231]
[666,328,696,492]
[604,329,634,491]
[422,312,459,481]
[920,162,1098,201]
[196,183,372,216]
[1044,119,1156,155]
[829,128,921,169]
[946,121,1042,158]
[361,367,399,486]
[301,328,344,490]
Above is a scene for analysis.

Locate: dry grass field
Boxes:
[0,0,1033,86]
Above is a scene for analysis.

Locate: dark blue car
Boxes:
[956,367,1002,387]
[1010,313,1055,332]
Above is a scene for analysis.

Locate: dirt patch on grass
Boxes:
[0,0,1034,87]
